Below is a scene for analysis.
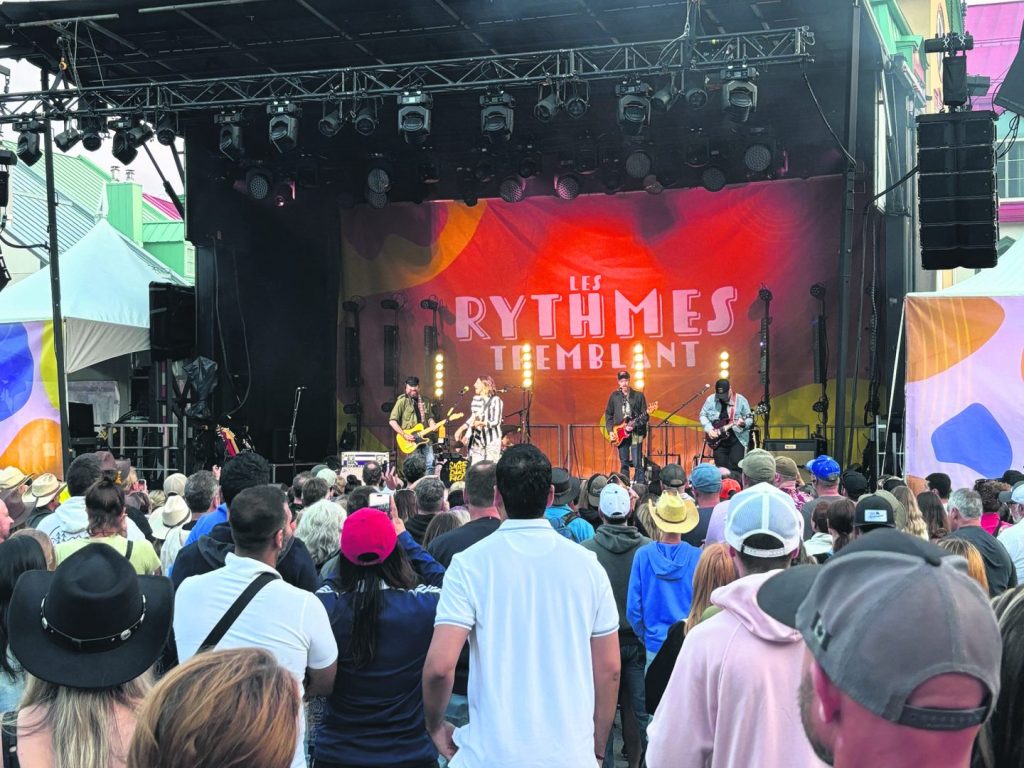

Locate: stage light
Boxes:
[701,166,727,192]
[625,149,652,179]
[474,155,495,183]
[722,70,758,123]
[245,167,273,201]
[367,156,391,194]
[555,173,581,200]
[517,153,540,179]
[77,95,105,152]
[434,352,445,400]
[521,343,534,390]
[651,81,679,113]
[268,101,300,152]
[633,343,646,391]
[481,91,514,141]
[215,112,244,159]
[54,125,82,152]
[110,119,140,165]
[565,81,590,119]
[744,142,773,173]
[398,90,433,145]
[420,298,440,311]
[499,175,526,203]
[366,188,388,209]
[685,137,711,167]
[616,81,651,138]
[155,114,177,146]
[15,120,43,166]
[686,86,709,109]
[319,106,345,138]
[353,100,379,136]
[643,175,664,195]
[720,351,730,361]
[272,178,295,207]
[534,89,561,122]
[719,350,731,380]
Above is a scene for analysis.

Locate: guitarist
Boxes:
[699,378,753,474]
[604,371,649,483]
[388,376,437,473]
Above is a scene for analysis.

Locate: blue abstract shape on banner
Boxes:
[932,403,1012,478]
[0,323,34,422]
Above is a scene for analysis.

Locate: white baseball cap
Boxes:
[599,484,630,519]
[724,482,803,558]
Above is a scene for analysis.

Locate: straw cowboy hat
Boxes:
[22,473,67,507]
[0,466,30,492]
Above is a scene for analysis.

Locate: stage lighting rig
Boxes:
[684,71,710,110]
[534,85,561,122]
[268,101,301,152]
[155,114,177,146]
[352,99,380,137]
[481,91,515,141]
[722,67,758,123]
[633,343,646,390]
[398,90,433,145]
[54,124,82,152]
[78,96,106,152]
[215,112,244,159]
[744,141,774,173]
[701,166,727,192]
[319,104,345,138]
[14,119,43,166]
[367,155,392,194]
[565,81,590,120]
[555,172,581,200]
[499,175,526,203]
[244,166,273,201]
[651,77,679,113]
[625,148,653,179]
[616,80,652,138]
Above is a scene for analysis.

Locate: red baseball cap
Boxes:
[720,478,742,500]
[340,508,398,566]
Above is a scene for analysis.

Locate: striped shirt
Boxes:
[464,394,503,450]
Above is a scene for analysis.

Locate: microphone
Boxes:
[460,386,470,394]
[296,386,308,390]
[496,387,510,393]
[703,383,711,390]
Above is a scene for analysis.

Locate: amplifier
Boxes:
[763,438,823,477]
[340,451,390,472]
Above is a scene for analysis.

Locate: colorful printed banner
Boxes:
[340,177,848,472]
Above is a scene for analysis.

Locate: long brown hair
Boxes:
[685,543,738,634]
[128,648,299,768]
[937,538,990,595]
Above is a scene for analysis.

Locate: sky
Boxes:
[0,57,183,199]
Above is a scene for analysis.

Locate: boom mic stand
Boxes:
[645,383,711,473]
[288,386,305,476]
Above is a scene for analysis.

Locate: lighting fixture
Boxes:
[534,88,561,122]
[245,167,273,201]
[701,166,727,192]
[267,101,301,152]
[352,100,378,137]
[481,91,515,141]
[499,175,526,203]
[14,120,43,166]
[625,149,652,179]
[319,106,345,138]
[633,343,646,391]
[78,95,105,152]
[555,173,581,200]
[521,343,534,390]
[398,90,433,145]
[616,81,652,137]
[651,79,679,113]
[215,112,244,159]
[54,125,82,152]
[565,81,590,119]
[719,350,731,380]
[434,352,445,399]
[722,69,758,123]
[155,115,177,146]
[744,141,774,173]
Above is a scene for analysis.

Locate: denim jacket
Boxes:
[699,393,753,448]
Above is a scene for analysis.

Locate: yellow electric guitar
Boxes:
[397,412,464,454]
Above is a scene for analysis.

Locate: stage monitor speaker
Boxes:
[340,451,390,473]
[763,439,821,474]
[383,325,399,387]
[149,283,196,361]
[344,327,360,387]
[916,110,998,270]
[996,20,1024,116]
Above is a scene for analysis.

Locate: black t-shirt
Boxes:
[427,517,502,568]
[681,506,715,547]
[405,513,436,545]
[948,524,1018,597]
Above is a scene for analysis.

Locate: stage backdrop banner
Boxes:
[905,295,1024,490]
[340,177,845,475]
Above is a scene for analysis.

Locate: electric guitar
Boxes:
[610,402,658,447]
[397,412,464,454]
[705,404,768,450]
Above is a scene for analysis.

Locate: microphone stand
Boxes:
[645,384,711,472]
[288,387,304,476]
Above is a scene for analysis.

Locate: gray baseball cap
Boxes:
[758,528,1000,732]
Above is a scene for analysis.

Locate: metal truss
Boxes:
[0,26,813,122]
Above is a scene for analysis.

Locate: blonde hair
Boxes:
[294,499,346,566]
[685,543,738,634]
[19,673,151,768]
[893,486,929,540]
[128,648,299,768]
[937,538,990,595]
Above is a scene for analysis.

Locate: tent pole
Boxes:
[885,300,906,480]
[42,69,73,476]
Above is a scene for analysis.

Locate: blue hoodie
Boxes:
[626,540,702,653]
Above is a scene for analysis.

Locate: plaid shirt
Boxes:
[778,483,813,509]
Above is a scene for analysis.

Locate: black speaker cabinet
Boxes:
[149,283,196,361]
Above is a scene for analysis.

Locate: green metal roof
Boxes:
[142,220,185,243]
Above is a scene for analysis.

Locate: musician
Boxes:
[388,376,436,472]
[699,378,753,474]
[604,371,648,483]
[454,376,504,464]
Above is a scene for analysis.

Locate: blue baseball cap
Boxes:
[806,455,841,481]
[690,463,723,493]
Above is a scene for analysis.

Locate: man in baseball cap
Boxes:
[992,481,1024,575]
[799,455,843,540]
[704,449,777,546]
[757,529,1001,768]
[685,463,722,547]
[852,494,896,538]
[647,484,813,768]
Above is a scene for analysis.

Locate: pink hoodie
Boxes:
[646,571,828,768]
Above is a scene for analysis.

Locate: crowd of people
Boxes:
[0,444,1023,768]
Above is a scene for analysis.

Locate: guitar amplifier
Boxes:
[340,451,390,473]
[763,439,824,478]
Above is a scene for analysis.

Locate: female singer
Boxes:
[454,376,504,464]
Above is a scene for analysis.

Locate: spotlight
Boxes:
[366,188,388,209]
[521,343,534,390]
[474,154,495,183]
[215,112,244,159]
[319,106,345,138]
[517,151,540,179]
[744,142,773,173]
[481,91,514,141]
[564,81,590,119]
[77,95,105,151]
[643,174,664,195]
[684,72,709,110]
[352,100,379,136]
[555,173,581,200]
[633,343,646,390]
[128,123,154,147]
[155,114,177,146]
[398,90,432,145]
[15,120,43,166]
[651,80,679,113]
[685,137,711,167]
[701,166,727,192]
[434,352,445,400]
[722,69,758,123]
[268,101,300,152]
[420,298,440,311]
[720,351,731,361]
[810,283,826,299]
[499,175,526,203]
[380,298,401,311]
[245,167,273,201]
[367,156,391,194]
[616,81,652,138]
[719,350,731,379]
[534,89,561,122]
[54,126,82,152]
[272,178,295,207]
[625,149,652,179]
[109,119,139,165]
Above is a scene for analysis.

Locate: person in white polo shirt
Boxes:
[174,484,338,768]
[995,482,1024,573]
[423,444,621,767]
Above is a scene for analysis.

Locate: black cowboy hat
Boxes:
[552,468,582,506]
[9,544,173,689]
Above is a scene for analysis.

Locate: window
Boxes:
[997,141,1024,200]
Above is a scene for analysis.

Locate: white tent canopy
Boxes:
[0,220,188,372]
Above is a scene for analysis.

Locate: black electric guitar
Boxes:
[706,404,768,450]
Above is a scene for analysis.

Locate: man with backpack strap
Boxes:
[545,468,594,542]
